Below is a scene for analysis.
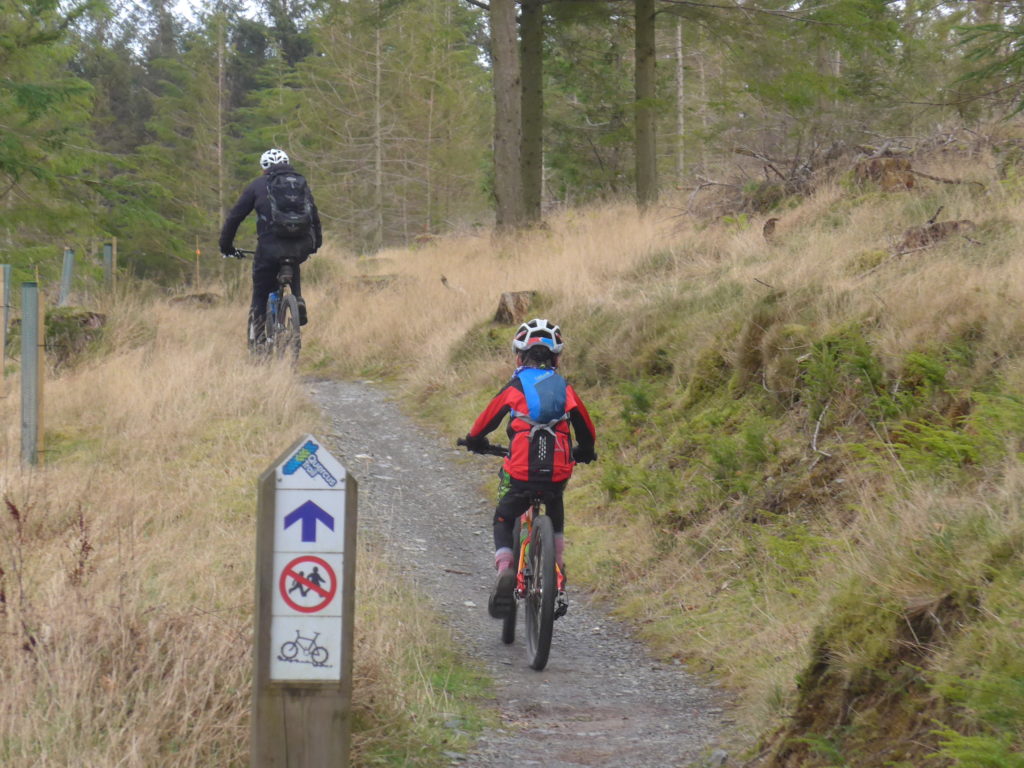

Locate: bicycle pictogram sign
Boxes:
[279,555,338,613]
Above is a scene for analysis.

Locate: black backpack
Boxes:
[266,169,313,239]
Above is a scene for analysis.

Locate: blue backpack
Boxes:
[514,368,568,438]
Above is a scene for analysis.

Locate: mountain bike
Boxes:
[225,249,301,362]
[457,439,567,671]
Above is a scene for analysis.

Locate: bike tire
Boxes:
[247,310,263,354]
[501,517,521,645]
[311,646,329,666]
[279,641,298,660]
[524,514,556,670]
[264,296,277,353]
[277,294,301,363]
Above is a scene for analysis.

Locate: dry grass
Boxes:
[0,289,484,766]
[301,204,673,387]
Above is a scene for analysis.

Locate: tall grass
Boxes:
[0,289,487,766]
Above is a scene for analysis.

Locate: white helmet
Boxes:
[259,148,289,170]
[512,318,564,354]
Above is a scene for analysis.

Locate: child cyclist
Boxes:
[462,318,597,619]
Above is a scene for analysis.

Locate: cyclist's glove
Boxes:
[221,248,244,259]
[572,445,597,464]
[463,433,490,454]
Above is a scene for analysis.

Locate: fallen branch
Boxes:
[733,147,787,182]
[911,169,986,190]
[812,402,832,458]
[857,245,934,279]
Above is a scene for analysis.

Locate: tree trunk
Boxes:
[491,0,525,231]
[520,0,543,224]
[634,0,657,209]
[216,15,225,218]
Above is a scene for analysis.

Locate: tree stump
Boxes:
[854,156,915,191]
[493,291,536,325]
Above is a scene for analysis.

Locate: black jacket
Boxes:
[219,163,323,254]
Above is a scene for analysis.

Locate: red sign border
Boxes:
[278,555,338,614]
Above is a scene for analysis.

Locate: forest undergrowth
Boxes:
[299,133,1024,767]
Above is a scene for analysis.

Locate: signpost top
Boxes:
[269,434,347,490]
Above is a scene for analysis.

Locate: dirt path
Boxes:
[310,379,727,768]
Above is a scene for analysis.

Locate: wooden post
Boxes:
[195,236,201,288]
[59,247,75,306]
[253,435,356,767]
[20,282,44,465]
[1,264,10,378]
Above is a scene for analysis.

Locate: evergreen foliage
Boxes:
[2,0,1024,274]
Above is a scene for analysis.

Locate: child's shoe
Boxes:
[488,568,515,618]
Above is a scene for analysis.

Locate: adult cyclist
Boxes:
[219,148,322,345]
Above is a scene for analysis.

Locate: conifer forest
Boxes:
[2,0,1020,277]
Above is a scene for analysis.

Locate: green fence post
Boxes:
[103,242,113,290]
[1,264,10,377]
[21,282,44,465]
[59,247,75,306]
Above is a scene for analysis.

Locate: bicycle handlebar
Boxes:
[456,437,509,457]
[223,248,256,259]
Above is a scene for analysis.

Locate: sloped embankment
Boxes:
[536,174,1024,765]
[298,144,1024,764]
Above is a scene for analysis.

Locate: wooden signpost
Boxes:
[253,435,357,767]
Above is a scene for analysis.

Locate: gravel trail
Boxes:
[310,379,727,768]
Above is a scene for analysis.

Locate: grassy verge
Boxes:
[0,289,491,766]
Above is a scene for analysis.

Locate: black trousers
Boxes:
[493,474,566,552]
[250,238,308,327]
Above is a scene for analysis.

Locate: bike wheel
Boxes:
[279,641,298,660]
[277,294,301,363]
[248,309,266,358]
[501,518,521,645]
[311,646,329,666]
[524,514,556,670]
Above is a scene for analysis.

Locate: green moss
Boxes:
[683,346,731,407]
[845,249,889,275]
[449,321,512,368]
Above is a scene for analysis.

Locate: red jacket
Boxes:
[468,367,596,483]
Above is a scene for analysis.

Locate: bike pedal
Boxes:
[554,591,569,620]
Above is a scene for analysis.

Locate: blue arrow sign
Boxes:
[284,501,335,542]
